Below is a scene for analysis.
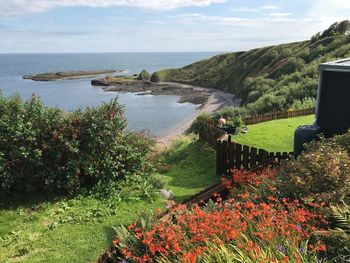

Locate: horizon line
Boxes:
[0,51,225,55]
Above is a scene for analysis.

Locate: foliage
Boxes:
[246,94,286,115]
[215,106,248,120]
[214,106,247,132]
[324,203,350,260]
[112,168,328,263]
[186,112,212,134]
[0,94,156,196]
[192,240,319,263]
[289,97,316,110]
[138,69,151,80]
[334,130,350,153]
[277,137,350,204]
[150,72,161,83]
[156,21,350,115]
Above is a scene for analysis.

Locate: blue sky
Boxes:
[0,0,349,53]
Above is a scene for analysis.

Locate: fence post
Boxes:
[216,141,223,175]
[222,140,229,174]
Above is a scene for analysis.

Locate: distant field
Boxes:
[234,115,315,152]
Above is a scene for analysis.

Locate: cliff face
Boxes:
[156,21,350,113]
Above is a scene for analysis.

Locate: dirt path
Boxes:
[155,83,241,146]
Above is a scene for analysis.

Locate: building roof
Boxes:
[319,58,350,71]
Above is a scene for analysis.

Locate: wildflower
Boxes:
[296,223,302,231]
[276,245,286,254]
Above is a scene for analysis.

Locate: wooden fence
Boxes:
[243,108,315,125]
[198,122,227,148]
[199,108,315,174]
[216,136,293,175]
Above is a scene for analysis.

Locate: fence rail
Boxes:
[243,108,315,125]
[216,136,292,175]
[199,108,315,174]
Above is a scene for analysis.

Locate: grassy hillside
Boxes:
[156,136,218,202]
[157,21,350,114]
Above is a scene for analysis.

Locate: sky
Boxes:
[0,0,349,53]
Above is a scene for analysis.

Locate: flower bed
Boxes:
[112,167,329,262]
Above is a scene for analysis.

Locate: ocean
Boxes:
[0,52,217,136]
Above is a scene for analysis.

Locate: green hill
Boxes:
[157,21,350,114]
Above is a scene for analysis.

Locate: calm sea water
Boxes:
[0,52,217,136]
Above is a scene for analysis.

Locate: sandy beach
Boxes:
[155,82,241,146]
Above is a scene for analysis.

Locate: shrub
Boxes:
[215,106,248,120]
[150,72,160,83]
[246,94,286,115]
[186,112,212,134]
[138,69,150,80]
[0,94,155,196]
[215,106,247,127]
[272,57,305,78]
[289,97,316,110]
[277,138,350,204]
[334,130,350,153]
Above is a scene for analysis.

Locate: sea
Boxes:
[0,52,217,136]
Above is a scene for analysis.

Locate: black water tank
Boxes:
[294,58,350,156]
[316,58,350,137]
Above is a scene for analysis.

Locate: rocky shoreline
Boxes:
[92,76,211,106]
[23,70,124,81]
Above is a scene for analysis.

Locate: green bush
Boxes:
[289,97,316,110]
[138,69,150,80]
[334,131,350,153]
[150,72,161,83]
[246,94,286,115]
[272,57,305,78]
[187,112,212,134]
[0,94,154,196]
[215,106,247,131]
[277,138,350,204]
[215,106,248,120]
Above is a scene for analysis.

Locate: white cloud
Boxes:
[232,5,280,13]
[172,13,250,26]
[268,12,293,18]
[233,7,259,13]
[261,5,280,10]
[307,0,350,28]
[0,0,227,17]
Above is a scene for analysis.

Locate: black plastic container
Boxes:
[294,58,350,156]
[316,58,350,137]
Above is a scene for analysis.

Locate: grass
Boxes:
[234,115,315,152]
[0,195,163,263]
[156,136,219,203]
[0,136,218,262]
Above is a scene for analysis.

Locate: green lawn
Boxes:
[0,195,163,263]
[0,136,218,262]
[234,115,315,152]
